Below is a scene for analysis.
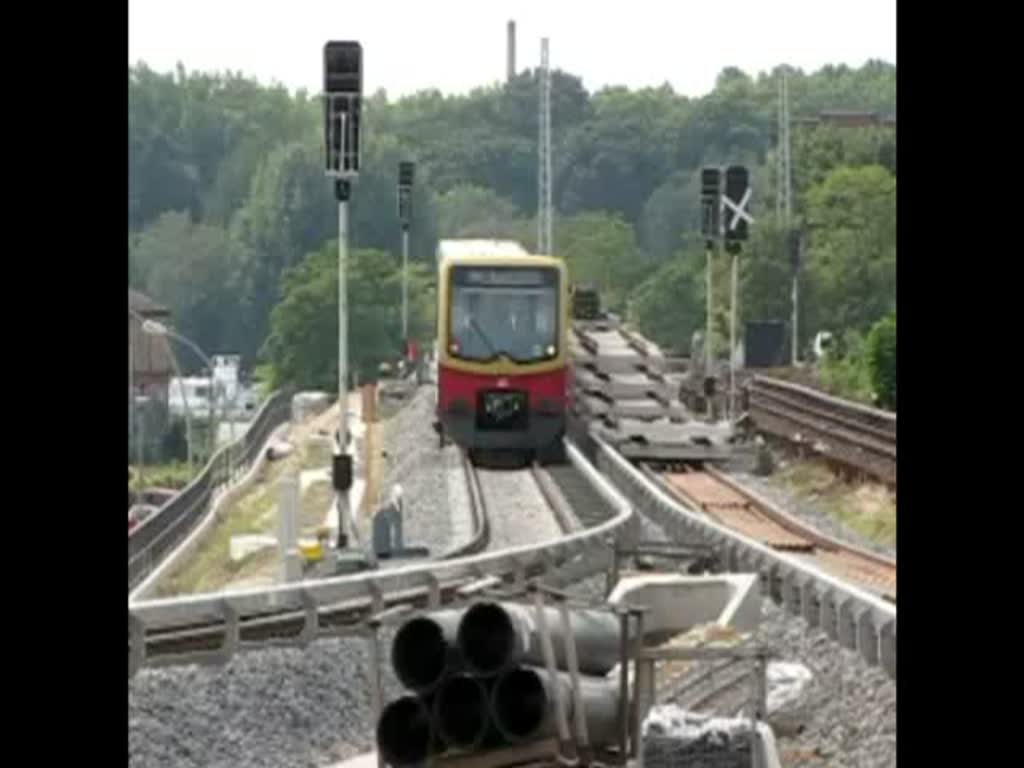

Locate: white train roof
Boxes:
[437,239,529,259]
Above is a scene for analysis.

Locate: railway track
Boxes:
[745,375,896,486]
[591,439,895,679]
[653,464,895,603]
[568,318,735,463]
[129,355,896,684]
[128,441,633,676]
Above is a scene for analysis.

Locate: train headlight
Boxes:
[546,345,555,356]
[450,342,459,353]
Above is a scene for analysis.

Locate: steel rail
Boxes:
[749,375,896,429]
[745,376,897,484]
[749,385,894,443]
[591,436,896,679]
[748,394,895,458]
[128,440,634,676]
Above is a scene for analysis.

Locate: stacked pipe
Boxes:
[377,601,626,766]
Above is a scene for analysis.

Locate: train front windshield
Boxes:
[449,265,559,363]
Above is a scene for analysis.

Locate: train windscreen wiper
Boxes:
[468,317,502,360]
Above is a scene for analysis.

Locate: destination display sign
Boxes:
[452,266,557,287]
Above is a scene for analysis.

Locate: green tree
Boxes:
[639,170,701,262]
[867,313,896,409]
[230,140,336,361]
[627,253,704,355]
[558,85,688,223]
[347,133,439,262]
[436,185,523,238]
[129,65,198,229]
[740,221,797,330]
[556,212,648,311]
[129,64,316,231]
[802,165,896,337]
[132,211,249,365]
[818,330,874,404]
[263,242,434,389]
[128,57,895,376]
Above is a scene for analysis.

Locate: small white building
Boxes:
[212,355,242,407]
[168,355,247,421]
[168,377,215,421]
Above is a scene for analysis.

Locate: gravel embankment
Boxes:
[130,386,464,768]
[748,599,896,768]
[553,489,895,768]
[130,398,895,768]
[631,508,896,768]
[129,637,395,768]
[374,385,461,555]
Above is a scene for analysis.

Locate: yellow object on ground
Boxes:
[298,538,323,561]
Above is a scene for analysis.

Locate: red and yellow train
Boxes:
[435,240,569,465]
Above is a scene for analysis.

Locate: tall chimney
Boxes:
[507,21,516,82]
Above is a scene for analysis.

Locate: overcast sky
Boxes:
[128,0,896,99]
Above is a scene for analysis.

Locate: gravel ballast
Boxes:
[130,638,388,768]
[130,410,895,768]
[749,599,896,767]
[477,466,564,547]
[130,386,464,768]
[632,508,896,768]
[373,385,459,556]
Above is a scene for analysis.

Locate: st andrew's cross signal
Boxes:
[701,164,754,246]
[722,165,753,242]
[699,164,754,423]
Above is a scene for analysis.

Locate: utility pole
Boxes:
[398,161,415,352]
[324,41,363,551]
[722,166,754,423]
[507,21,516,83]
[782,72,792,224]
[537,37,553,255]
[700,168,721,419]
[706,244,714,417]
[776,76,783,226]
[129,318,135,468]
[789,227,802,368]
[729,246,739,419]
[777,70,799,365]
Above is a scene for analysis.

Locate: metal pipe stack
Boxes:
[378,601,627,766]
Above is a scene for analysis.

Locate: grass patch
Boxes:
[150,403,350,597]
[769,459,896,549]
[154,462,286,597]
[299,479,333,530]
[156,440,317,595]
[129,461,196,493]
[302,436,334,471]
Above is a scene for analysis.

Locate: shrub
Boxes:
[866,313,896,409]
